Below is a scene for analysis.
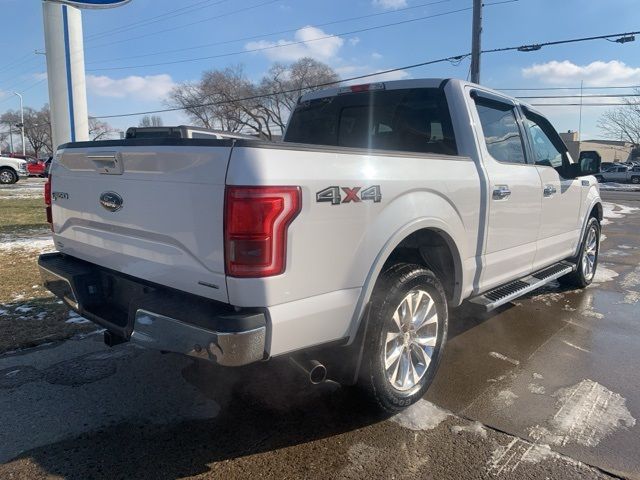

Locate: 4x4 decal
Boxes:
[316,185,382,205]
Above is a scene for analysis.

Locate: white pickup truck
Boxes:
[39,79,602,412]
[0,156,29,184]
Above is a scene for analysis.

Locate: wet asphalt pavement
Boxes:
[1,191,638,479]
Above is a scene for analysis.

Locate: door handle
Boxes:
[543,184,557,197]
[492,185,511,200]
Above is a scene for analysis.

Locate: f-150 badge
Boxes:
[316,185,382,205]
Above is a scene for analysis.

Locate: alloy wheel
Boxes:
[581,225,599,281]
[383,289,438,392]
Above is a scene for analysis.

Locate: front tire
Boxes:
[0,168,18,185]
[631,176,640,185]
[358,263,448,413]
[559,217,600,288]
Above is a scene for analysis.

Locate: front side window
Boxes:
[523,110,570,176]
[474,98,526,164]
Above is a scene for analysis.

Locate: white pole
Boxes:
[42,1,89,151]
[13,92,25,156]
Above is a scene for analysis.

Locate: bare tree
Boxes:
[598,90,640,146]
[260,58,340,131]
[139,115,163,127]
[1,105,52,156]
[89,117,116,141]
[168,59,339,140]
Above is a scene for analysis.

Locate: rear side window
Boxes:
[285,88,457,155]
[474,98,526,164]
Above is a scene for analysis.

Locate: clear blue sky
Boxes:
[0,0,638,138]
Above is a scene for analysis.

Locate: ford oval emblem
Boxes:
[99,191,123,212]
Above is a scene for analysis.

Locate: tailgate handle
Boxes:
[88,152,123,175]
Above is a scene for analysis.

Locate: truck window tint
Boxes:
[474,101,526,164]
[285,88,457,155]
[523,110,571,177]
[527,120,563,168]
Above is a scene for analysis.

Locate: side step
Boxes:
[469,261,576,311]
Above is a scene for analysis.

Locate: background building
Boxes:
[559,131,634,163]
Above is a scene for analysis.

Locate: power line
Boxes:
[517,93,640,99]
[483,30,640,54]
[87,6,475,72]
[85,0,233,41]
[498,85,640,91]
[529,103,628,107]
[91,53,472,119]
[87,0,286,50]
[85,0,452,65]
[88,25,640,120]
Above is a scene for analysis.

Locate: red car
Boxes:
[5,154,49,177]
[26,158,47,177]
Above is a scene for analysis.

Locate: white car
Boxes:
[38,78,602,412]
[0,156,29,184]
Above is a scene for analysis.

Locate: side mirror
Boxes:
[579,156,601,176]
[566,156,601,178]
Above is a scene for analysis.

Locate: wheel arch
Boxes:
[345,218,465,344]
[573,196,603,257]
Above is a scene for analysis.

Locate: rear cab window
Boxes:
[284,87,458,156]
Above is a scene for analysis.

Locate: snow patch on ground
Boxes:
[562,340,590,353]
[0,235,54,253]
[529,379,635,448]
[390,399,450,431]
[65,311,91,324]
[489,351,520,366]
[592,265,618,284]
[451,421,487,438]
[602,202,639,219]
[600,233,607,242]
[533,373,544,380]
[0,184,44,200]
[528,383,546,395]
[599,182,640,192]
[495,390,518,407]
[489,439,557,474]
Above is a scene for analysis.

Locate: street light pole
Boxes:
[13,92,25,156]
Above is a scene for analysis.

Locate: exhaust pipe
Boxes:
[290,356,327,384]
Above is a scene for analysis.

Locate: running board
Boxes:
[469,261,577,311]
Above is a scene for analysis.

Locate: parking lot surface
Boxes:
[0,189,638,479]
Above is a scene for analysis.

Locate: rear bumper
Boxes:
[38,252,267,366]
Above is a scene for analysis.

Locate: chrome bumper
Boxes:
[131,309,266,367]
[38,252,267,367]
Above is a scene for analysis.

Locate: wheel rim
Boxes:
[384,289,439,392]
[0,171,12,183]
[581,225,599,281]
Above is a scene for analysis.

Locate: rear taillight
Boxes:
[224,186,301,278]
[44,176,53,229]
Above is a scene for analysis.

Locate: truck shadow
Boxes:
[7,355,389,479]
[6,282,587,479]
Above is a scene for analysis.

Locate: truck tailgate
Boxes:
[51,144,232,303]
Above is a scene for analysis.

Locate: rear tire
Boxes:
[0,168,18,184]
[631,176,640,184]
[358,263,448,413]
[559,217,600,288]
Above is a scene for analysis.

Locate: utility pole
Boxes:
[9,126,14,154]
[470,0,483,84]
[13,92,25,155]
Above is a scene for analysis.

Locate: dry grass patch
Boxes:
[1,196,97,353]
